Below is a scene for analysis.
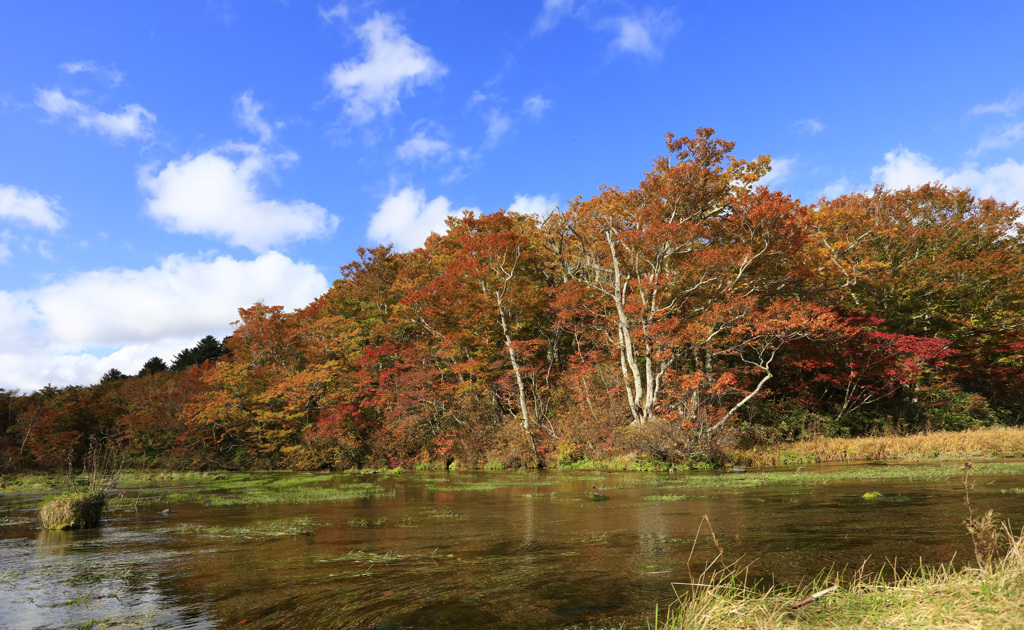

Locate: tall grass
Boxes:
[653,463,1024,629]
[654,531,1024,629]
[732,426,1024,467]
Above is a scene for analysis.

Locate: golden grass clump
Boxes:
[733,426,1024,467]
[39,489,106,530]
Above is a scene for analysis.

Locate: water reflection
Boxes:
[0,465,1021,628]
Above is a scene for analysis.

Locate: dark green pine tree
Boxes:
[171,335,228,370]
[138,356,169,377]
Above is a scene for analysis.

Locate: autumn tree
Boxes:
[549,128,834,433]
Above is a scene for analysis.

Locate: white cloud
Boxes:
[139,143,339,252]
[59,60,123,86]
[0,184,65,230]
[968,91,1024,117]
[523,95,551,118]
[467,91,488,109]
[794,118,825,135]
[368,187,474,251]
[318,2,348,22]
[602,9,679,59]
[441,167,467,185]
[328,13,447,124]
[533,0,575,34]
[234,91,278,144]
[508,193,559,218]
[970,122,1024,155]
[485,108,512,145]
[36,88,155,140]
[821,177,852,199]
[396,130,452,162]
[758,156,796,187]
[872,147,1024,204]
[0,230,11,264]
[0,251,329,391]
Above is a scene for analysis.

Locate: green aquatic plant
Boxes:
[176,517,326,539]
[645,494,696,501]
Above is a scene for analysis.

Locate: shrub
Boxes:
[39,489,106,530]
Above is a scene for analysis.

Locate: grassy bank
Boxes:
[653,464,1023,629]
[730,426,1024,467]
[654,530,1024,629]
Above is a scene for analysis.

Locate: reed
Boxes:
[653,467,1024,629]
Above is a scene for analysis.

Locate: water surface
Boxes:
[2,462,1022,629]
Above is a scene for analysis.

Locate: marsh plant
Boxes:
[39,489,106,530]
[37,436,128,530]
[652,465,1024,629]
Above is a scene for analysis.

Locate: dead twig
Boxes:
[790,584,839,609]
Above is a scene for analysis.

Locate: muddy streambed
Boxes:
[2,462,1023,629]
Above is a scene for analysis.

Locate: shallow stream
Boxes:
[2,461,1023,629]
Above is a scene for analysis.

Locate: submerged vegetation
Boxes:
[176,517,326,539]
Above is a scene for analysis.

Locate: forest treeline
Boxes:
[3,129,1023,472]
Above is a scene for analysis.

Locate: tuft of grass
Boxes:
[39,489,106,530]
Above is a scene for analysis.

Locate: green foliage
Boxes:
[171,335,228,371]
[137,356,168,377]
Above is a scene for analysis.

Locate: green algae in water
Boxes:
[176,517,327,539]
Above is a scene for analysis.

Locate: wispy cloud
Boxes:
[234,91,279,144]
[821,177,853,199]
[532,0,575,35]
[59,60,123,86]
[0,184,66,231]
[327,12,447,124]
[523,95,551,118]
[601,9,679,60]
[36,88,155,140]
[794,118,825,135]
[396,129,452,162]
[485,108,512,145]
[968,91,1024,117]
[318,2,348,23]
[970,122,1024,156]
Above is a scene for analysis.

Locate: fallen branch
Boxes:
[790,584,839,609]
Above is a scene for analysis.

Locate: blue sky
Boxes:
[3,1,1024,391]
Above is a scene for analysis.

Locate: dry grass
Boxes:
[731,426,1024,467]
[654,468,1024,630]
[654,529,1024,629]
[39,489,106,530]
